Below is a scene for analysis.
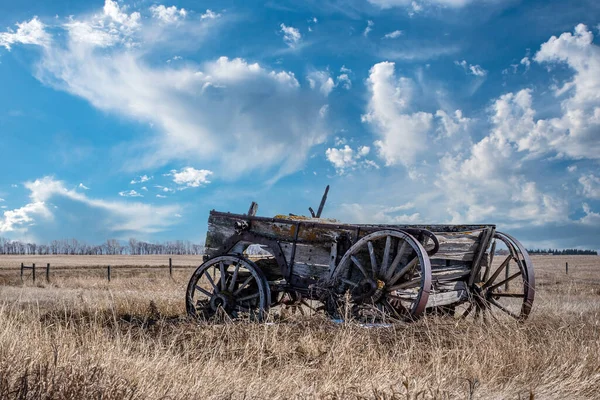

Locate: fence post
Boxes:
[107,265,111,282]
[32,263,36,283]
[169,257,172,277]
[20,263,24,282]
[566,262,569,275]
[46,263,50,283]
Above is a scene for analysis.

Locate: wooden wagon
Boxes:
[186,188,535,322]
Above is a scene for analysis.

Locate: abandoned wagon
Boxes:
[186,186,535,322]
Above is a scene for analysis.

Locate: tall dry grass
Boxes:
[0,256,599,399]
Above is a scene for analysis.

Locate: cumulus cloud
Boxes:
[150,4,187,24]
[579,174,600,199]
[280,23,301,47]
[0,17,50,50]
[200,9,220,20]
[2,3,329,182]
[169,167,213,187]
[325,145,376,174]
[78,183,90,190]
[0,177,179,238]
[361,61,433,167]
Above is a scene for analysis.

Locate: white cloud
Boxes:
[0,17,50,50]
[581,203,600,225]
[434,90,570,225]
[531,24,600,160]
[78,183,90,190]
[103,0,140,30]
[0,177,179,237]
[455,60,487,76]
[156,194,167,198]
[0,202,49,233]
[64,19,118,48]
[325,145,376,174]
[326,145,355,170]
[13,6,327,182]
[130,175,152,184]
[119,189,143,197]
[567,165,577,173]
[363,20,374,37]
[150,4,187,24]
[0,198,4,202]
[141,186,148,191]
[383,30,403,39]
[338,203,421,224]
[200,9,220,20]
[520,56,531,71]
[169,167,213,187]
[336,74,352,90]
[579,174,600,199]
[361,61,433,167]
[435,109,471,138]
[280,23,301,48]
[307,71,335,96]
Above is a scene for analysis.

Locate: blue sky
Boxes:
[0,0,599,249]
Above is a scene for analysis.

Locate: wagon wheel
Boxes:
[330,230,432,322]
[463,232,535,321]
[186,255,271,321]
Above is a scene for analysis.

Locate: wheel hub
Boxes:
[210,292,234,312]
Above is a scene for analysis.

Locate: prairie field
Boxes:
[0,255,599,399]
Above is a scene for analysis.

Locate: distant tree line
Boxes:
[0,237,204,256]
[527,248,598,256]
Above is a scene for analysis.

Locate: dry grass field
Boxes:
[0,255,599,399]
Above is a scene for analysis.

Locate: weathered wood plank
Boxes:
[427,281,469,307]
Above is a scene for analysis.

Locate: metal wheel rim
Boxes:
[465,232,535,321]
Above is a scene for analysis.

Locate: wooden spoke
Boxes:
[219,261,227,291]
[382,299,402,319]
[487,298,521,319]
[487,271,522,292]
[492,293,525,298]
[341,278,359,288]
[460,303,474,318]
[351,255,369,278]
[204,270,219,293]
[367,241,379,278]
[484,255,511,287]
[388,278,420,292]
[381,236,392,278]
[229,262,240,292]
[389,257,418,286]
[386,240,409,279]
[238,292,260,302]
[195,285,213,297]
[233,275,255,296]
